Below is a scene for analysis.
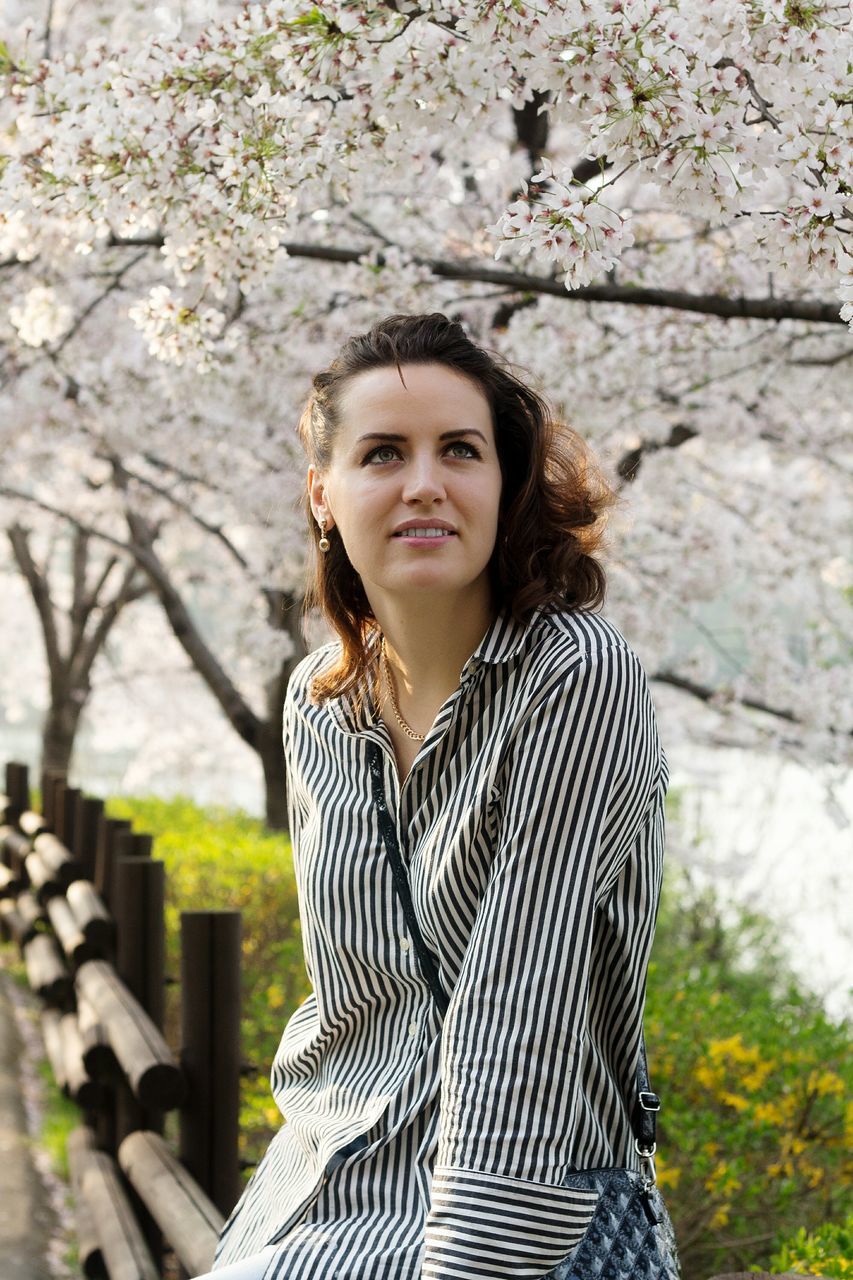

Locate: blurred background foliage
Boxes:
[101,791,852,1280]
[770,1211,853,1278]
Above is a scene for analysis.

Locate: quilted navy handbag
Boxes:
[368,742,682,1279]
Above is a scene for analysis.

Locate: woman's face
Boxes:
[308,362,503,614]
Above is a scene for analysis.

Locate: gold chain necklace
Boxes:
[379,636,425,741]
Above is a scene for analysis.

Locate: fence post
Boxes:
[180,912,242,1219]
[3,758,247,1277]
[40,769,66,830]
[4,762,30,823]
[94,815,132,911]
[113,851,167,1272]
[57,786,81,850]
[114,853,164,1031]
[73,795,104,884]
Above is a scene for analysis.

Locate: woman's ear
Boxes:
[307,466,334,529]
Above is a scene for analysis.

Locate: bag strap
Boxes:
[368,744,449,1016]
[367,740,659,1160]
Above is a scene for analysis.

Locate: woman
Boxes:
[209,313,672,1279]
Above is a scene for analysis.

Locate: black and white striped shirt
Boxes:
[212,603,669,1279]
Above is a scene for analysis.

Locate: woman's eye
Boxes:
[363,445,398,464]
[448,441,481,459]
[362,441,481,465]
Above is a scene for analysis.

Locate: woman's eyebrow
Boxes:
[355,429,489,445]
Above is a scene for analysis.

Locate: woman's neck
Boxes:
[374,590,499,706]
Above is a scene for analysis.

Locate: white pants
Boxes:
[191,1244,281,1280]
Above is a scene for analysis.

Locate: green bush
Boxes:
[646,867,852,1278]
[103,792,852,1280]
[771,1211,853,1277]
[104,794,310,1161]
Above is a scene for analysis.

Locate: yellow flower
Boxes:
[741,1060,774,1091]
[708,1034,745,1061]
[656,1162,682,1190]
[704,1160,730,1192]
[808,1069,844,1098]
[710,1204,730,1229]
[720,1091,750,1113]
[696,1062,723,1090]
[266,982,285,1009]
[780,1092,801,1120]
[754,1101,784,1126]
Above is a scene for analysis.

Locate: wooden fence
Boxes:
[2,761,815,1280]
[0,759,244,1280]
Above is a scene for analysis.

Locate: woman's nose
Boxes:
[401,457,447,502]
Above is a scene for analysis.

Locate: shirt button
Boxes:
[408,1021,418,1037]
[400,937,411,952]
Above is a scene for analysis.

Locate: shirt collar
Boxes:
[327,602,545,737]
[465,601,544,671]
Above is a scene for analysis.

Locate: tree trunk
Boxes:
[41,690,86,774]
[7,522,151,787]
[259,600,309,832]
[259,727,289,833]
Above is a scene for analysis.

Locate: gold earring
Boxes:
[318,517,331,553]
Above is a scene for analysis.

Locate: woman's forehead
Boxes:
[336,362,493,430]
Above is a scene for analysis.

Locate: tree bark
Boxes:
[258,591,309,832]
[109,455,310,831]
[41,690,85,774]
[7,523,152,781]
[108,233,846,326]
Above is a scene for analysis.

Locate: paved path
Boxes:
[0,964,60,1280]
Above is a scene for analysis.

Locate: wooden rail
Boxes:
[1,760,245,1279]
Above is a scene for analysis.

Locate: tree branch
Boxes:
[2,481,258,747]
[69,526,92,655]
[104,234,849,325]
[110,461,251,572]
[617,423,698,483]
[108,458,264,749]
[512,89,550,172]
[653,667,851,736]
[7,523,63,673]
[49,247,151,359]
[43,0,55,60]
[70,559,153,691]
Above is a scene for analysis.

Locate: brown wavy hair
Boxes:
[296,312,616,711]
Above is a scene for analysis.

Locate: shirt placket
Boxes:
[310,678,472,1189]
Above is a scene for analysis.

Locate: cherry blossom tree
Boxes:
[0,0,851,829]
[5,521,152,772]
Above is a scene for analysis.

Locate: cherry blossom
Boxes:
[0,0,850,815]
[9,285,73,346]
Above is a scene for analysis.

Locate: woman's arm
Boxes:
[421,642,665,1280]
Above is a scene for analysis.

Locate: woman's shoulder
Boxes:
[286,640,342,709]
[530,605,640,669]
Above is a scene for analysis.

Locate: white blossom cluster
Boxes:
[1,0,851,358]
[0,0,850,784]
[9,285,73,346]
[127,285,239,367]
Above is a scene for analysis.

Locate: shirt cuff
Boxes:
[422,1164,598,1279]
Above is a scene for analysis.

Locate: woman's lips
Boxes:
[391,531,458,543]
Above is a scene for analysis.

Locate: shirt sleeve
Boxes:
[421,642,663,1279]
[282,677,308,862]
